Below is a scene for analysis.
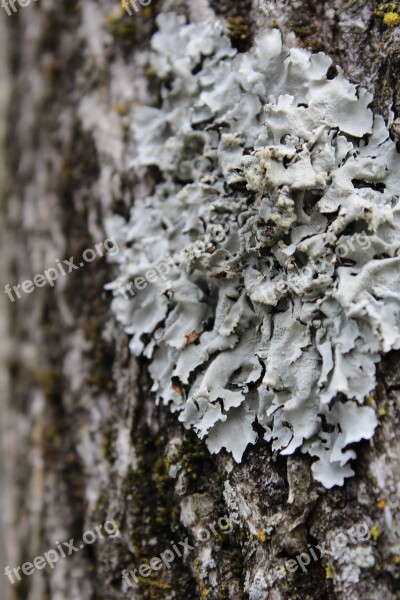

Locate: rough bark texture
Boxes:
[1,1,400,599]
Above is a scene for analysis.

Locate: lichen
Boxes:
[374,2,400,27]
[383,11,400,26]
[106,14,400,488]
[370,525,379,541]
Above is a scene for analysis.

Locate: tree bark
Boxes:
[2,1,400,599]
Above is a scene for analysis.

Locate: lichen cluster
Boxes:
[106,14,400,487]
[375,2,400,27]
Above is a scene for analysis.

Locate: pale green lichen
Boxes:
[106,14,400,488]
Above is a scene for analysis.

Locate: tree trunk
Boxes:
[2,1,400,599]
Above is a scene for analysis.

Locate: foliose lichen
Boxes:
[106,13,400,488]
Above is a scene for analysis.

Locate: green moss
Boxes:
[43,426,63,449]
[37,10,61,54]
[176,436,210,480]
[171,504,181,527]
[294,26,311,38]
[93,490,107,518]
[115,101,130,117]
[36,369,61,402]
[5,357,21,379]
[61,0,80,10]
[122,436,198,596]
[194,559,211,598]
[154,457,169,495]
[142,5,154,19]
[144,64,163,108]
[106,9,136,42]
[227,16,249,40]
[343,0,358,8]
[103,429,115,465]
[309,40,323,52]
[227,549,245,577]
[128,438,176,538]
[136,577,172,590]
[226,16,251,51]
[154,506,167,525]
[43,59,62,87]
[83,318,115,390]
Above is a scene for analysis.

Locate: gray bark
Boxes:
[1,1,400,599]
